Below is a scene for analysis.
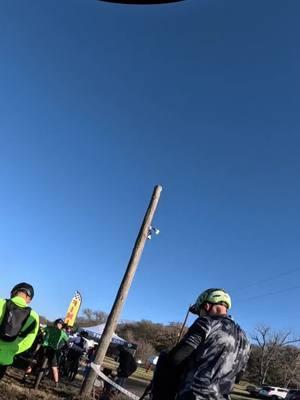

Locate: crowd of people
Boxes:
[22,318,88,386]
[0,283,99,387]
[0,283,250,400]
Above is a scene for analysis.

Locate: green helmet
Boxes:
[190,288,232,314]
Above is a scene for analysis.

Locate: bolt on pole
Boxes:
[80,185,163,397]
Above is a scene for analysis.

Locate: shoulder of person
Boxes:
[237,324,250,344]
[0,298,6,310]
[183,316,213,343]
[29,309,39,322]
[62,331,69,340]
[0,298,6,319]
[189,316,214,332]
[217,316,249,341]
[224,316,245,332]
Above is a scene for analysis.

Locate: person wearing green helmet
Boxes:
[151,288,250,400]
[188,288,232,315]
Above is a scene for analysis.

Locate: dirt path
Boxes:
[0,366,251,400]
[0,366,149,400]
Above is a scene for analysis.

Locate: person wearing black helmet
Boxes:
[0,282,39,380]
[38,318,69,386]
[151,289,250,400]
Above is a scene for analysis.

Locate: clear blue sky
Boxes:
[0,0,299,336]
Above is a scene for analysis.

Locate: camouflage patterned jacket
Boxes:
[177,315,250,400]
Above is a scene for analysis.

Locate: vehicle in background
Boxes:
[286,390,300,400]
[259,386,289,399]
[246,385,261,397]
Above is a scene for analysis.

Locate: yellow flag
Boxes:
[64,291,82,327]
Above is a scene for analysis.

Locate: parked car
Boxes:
[246,385,261,397]
[259,386,289,399]
[286,390,300,400]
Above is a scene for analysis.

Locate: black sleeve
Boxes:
[166,317,211,368]
[151,351,178,400]
[168,341,195,367]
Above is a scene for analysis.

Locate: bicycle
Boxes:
[33,346,63,389]
[34,354,50,389]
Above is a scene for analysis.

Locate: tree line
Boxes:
[77,308,186,361]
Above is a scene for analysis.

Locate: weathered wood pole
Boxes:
[80,185,163,396]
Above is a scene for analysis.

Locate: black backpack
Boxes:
[0,299,32,342]
[118,351,138,377]
[124,353,137,377]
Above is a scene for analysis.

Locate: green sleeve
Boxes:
[0,299,7,324]
[62,331,69,343]
[15,310,40,355]
[65,332,69,341]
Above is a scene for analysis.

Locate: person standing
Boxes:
[40,318,69,386]
[25,318,69,386]
[152,289,250,400]
[0,282,39,380]
[115,345,137,388]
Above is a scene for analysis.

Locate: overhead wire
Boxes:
[231,266,300,295]
[236,284,300,303]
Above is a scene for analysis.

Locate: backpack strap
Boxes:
[0,300,11,331]
[19,319,37,338]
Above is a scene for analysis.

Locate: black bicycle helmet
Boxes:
[11,282,34,299]
[54,318,65,326]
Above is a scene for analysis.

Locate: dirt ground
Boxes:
[0,366,149,400]
[0,365,252,400]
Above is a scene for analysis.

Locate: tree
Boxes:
[135,339,156,362]
[153,322,186,351]
[76,308,108,327]
[250,326,300,385]
[117,320,185,353]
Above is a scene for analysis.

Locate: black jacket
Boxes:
[117,349,137,378]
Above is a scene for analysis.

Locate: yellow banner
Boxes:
[64,291,82,327]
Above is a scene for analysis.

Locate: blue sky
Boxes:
[0,0,299,336]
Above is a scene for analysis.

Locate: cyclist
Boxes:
[0,282,39,380]
[37,318,69,386]
[152,289,250,400]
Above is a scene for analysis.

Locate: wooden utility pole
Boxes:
[80,185,162,397]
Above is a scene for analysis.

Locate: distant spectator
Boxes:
[65,331,87,380]
[84,344,98,376]
[64,324,73,335]
[115,346,137,388]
